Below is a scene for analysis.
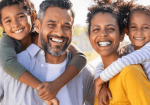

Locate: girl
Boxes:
[0,0,87,103]
[87,0,150,104]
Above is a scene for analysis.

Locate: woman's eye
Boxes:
[93,28,100,32]
[18,15,25,19]
[107,28,115,31]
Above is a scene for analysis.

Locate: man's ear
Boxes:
[35,19,41,33]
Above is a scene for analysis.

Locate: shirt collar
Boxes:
[26,44,41,58]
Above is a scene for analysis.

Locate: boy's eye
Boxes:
[5,20,11,23]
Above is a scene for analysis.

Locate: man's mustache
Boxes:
[47,35,69,40]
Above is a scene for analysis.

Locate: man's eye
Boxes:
[64,26,71,29]
[107,28,115,31]
[48,24,56,27]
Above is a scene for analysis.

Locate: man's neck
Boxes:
[45,51,67,64]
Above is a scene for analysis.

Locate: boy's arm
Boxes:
[100,42,150,82]
[0,35,41,89]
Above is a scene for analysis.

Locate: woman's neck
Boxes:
[19,33,32,51]
[102,52,120,68]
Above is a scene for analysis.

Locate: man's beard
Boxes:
[40,32,71,56]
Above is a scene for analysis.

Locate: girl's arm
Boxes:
[99,42,150,82]
[0,35,41,89]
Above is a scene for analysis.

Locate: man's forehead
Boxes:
[43,7,73,24]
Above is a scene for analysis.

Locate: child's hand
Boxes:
[94,76,105,97]
[98,84,112,105]
[37,81,60,101]
[46,98,59,105]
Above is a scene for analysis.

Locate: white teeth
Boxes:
[52,38,63,43]
[15,29,23,33]
[135,38,144,40]
[99,41,111,46]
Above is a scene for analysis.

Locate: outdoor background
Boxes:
[0,0,150,65]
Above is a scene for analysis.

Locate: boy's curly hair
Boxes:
[0,0,37,28]
[86,0,133,35]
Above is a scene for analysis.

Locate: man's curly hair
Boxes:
[86,0,133,35]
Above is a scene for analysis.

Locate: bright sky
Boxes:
[31,0,150,26]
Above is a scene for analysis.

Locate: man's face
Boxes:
[37,7,74,56]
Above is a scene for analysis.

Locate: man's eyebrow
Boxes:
[65,22,72,25]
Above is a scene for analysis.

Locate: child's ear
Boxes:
[35,19,41,33]
[0,24,5,31]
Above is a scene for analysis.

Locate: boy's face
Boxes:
[128,11,150,50]
[1,4,32,40]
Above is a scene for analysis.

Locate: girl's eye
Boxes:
[130,26,136,29]
[143,27,149,29]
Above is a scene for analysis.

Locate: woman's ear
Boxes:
[35,19,41,33]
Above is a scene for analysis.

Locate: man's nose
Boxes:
[54,27,64,37]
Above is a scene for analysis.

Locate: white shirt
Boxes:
[46,58,72,105]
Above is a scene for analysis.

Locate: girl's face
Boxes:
[128,11,150,50]
[89,12,123,57]
[1,4,32,40]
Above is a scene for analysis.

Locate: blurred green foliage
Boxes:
[0,27,3,38]
[73,25,87,36]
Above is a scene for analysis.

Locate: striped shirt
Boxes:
[95,42,150,81]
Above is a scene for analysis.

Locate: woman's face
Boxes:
[89,12,123,57]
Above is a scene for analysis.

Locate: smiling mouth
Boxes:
[14,29,23,34]
[98,41,112,46]
[50,38,64,43]
[134,37,145,40]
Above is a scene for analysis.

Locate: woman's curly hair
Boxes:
[86,0,133,35]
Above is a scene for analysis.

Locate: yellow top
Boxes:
[94,64,150,105]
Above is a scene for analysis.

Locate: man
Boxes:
[0,0,94,105]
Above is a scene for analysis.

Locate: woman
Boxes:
[87,0,150,105]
